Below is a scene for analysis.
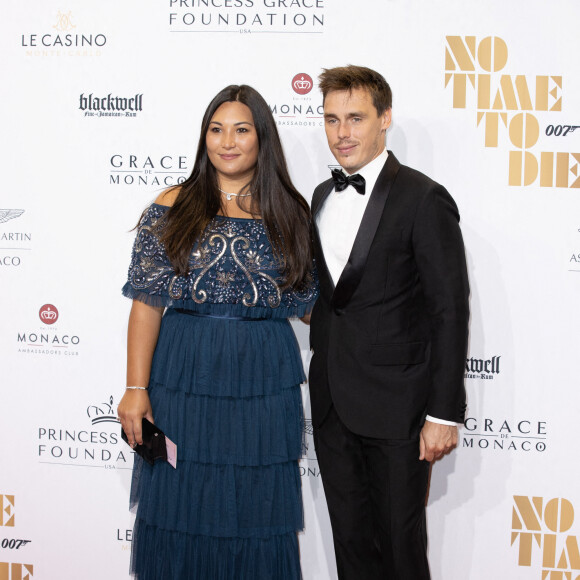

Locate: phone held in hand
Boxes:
[121,418,177,468]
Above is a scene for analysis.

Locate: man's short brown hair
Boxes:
[318,65,392,116]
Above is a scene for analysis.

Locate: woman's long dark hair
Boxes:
[160,84,312,289]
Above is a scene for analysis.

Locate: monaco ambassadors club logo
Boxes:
[17,304,80,356]
[0,209,31,268]
[168,0,325,34]
[445,35,579,188]
[269,72,323,129]
[512,495,580,578]
[21,10,107,58]
[37,395,128,469]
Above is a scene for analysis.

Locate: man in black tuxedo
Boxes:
[308,65,470,579]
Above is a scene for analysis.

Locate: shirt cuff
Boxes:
[425,415,457,426]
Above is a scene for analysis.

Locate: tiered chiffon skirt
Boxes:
[129,308,305,579]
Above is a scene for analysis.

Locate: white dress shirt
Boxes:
[316,148,455,427]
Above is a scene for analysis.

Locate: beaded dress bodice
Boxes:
[123,203,317,318]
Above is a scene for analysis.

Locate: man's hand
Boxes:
[419,421,458,462]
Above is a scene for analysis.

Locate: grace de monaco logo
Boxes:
[292,73,313,95]
[168,1,325,34]
[512,495,580,577]
[39,304,58,325]
[0,209,31,268]
[37,395,128,469]
[17,304,80,356]
[108,153,191,187]
[445,35,579,189]
[462,416,547,453]
[21,11,107,57]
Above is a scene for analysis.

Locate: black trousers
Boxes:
[313,406,431,580]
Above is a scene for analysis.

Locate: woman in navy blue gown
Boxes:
[117,85,317,579]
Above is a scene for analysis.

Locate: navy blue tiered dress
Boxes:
[122,203,318,580]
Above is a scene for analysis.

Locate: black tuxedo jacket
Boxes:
[309,152,470,439]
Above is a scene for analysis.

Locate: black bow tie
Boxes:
[331,169,366,195]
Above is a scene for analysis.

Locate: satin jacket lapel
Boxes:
[312,178,336,296]
[331,152,401,309]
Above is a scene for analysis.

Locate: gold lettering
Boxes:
[540,152,555,187]
[445,73,476,109]
[513,496,544,530]
[0,564,33,580]
[492,75,533,111]
[445,36,477,109]
[511,531,542,566]
[477,111,507,147]
[534,76,563,111]
[509,113,540,149]
[509,151,538,186]
[477,36,508,72]
[445,36,476,71]
[0,495,15,527]
[545,499,574,533]
[555,536,580,570]
[545,534,558,568]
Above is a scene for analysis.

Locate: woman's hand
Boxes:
[117,389,154,447]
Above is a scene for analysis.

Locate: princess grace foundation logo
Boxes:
[38,395,130,469]
[168,1,325,34]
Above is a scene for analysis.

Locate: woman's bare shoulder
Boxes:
[154,186,181,207]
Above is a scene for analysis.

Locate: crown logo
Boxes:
[53,11,76,32]
[87,395,120,425]
[294,76,312,91]
[39,304,58,325]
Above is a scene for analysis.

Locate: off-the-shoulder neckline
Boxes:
[150,203,261,222]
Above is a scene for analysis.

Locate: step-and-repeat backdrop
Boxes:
[2,1,580,578]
